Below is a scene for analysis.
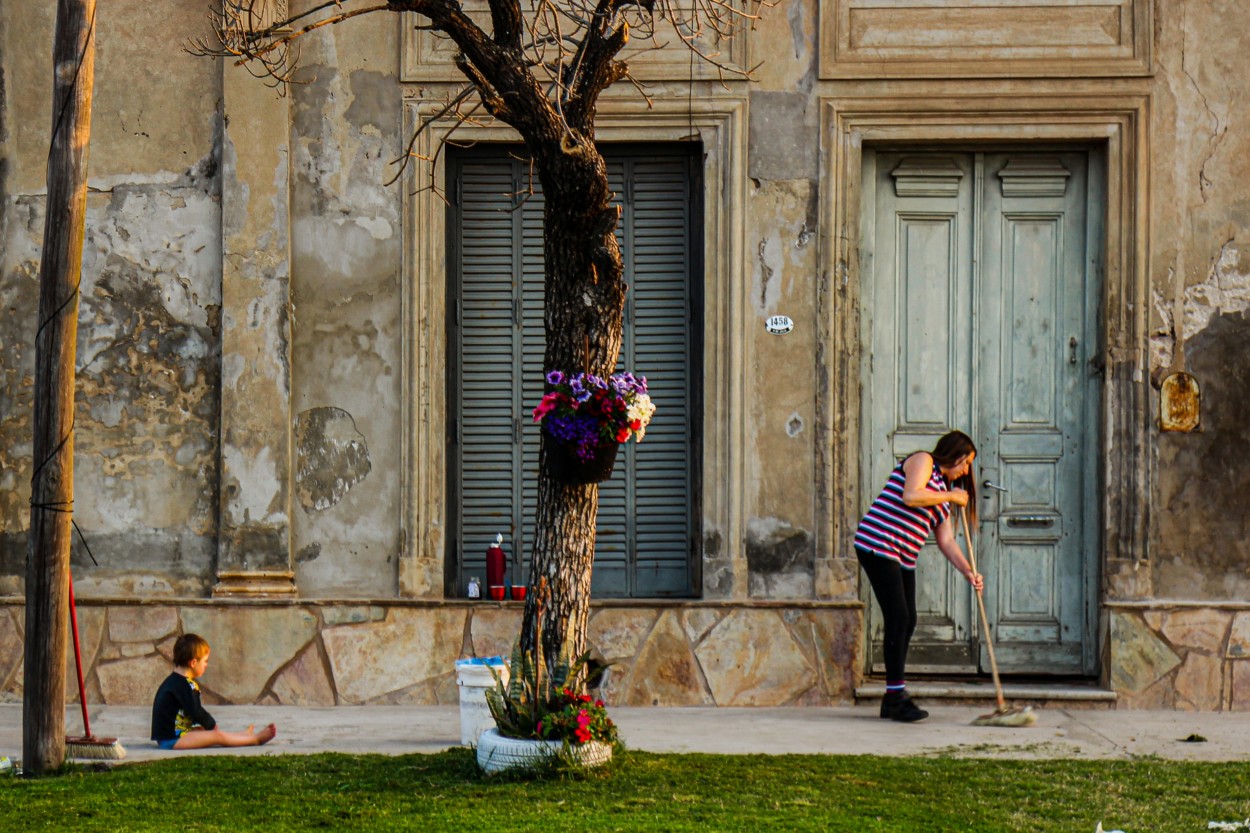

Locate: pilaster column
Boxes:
[214,31,296,597]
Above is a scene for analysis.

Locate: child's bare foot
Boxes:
[256,723,277,745]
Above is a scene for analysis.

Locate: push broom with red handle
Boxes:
[65,569,126,760]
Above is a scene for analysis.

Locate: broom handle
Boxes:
[960,506,1006,713]
[68,567,92,738]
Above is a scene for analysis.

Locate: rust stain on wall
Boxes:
[1160,371,1200,432]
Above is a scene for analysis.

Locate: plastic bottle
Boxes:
[486,533,506,591]
[467,576,481,599]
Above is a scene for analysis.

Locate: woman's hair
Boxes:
[173,633,210,667]
[931,430,978,527]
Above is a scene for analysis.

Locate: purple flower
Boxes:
[545,370,565,386]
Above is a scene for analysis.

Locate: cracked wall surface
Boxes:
[0,0,1249,709]
[1147,0,1250,600]
[288,14,404,597]
[0,4,222,596]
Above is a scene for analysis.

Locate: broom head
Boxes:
[971,705,1038,728]
[66,736,127,760]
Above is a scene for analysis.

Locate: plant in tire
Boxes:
[485,578,617,745]
[537,688,617,745]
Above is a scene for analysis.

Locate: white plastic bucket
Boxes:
[455,658,509,746]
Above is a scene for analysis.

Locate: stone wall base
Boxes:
[1109,604,1250,711]
[0,600,862,708]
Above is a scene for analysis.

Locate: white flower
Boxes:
[627,394,656,441]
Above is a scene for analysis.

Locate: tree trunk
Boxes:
[521,140,626,670]
[24,0,96,775]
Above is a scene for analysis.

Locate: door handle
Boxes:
[982,480,1008,493]
[1006,515,1054,527]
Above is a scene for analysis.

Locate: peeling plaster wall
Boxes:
[1147,0,1250,600]
[288,16,404,597]
[0,1,1247,694]
[740,0,821,600]
[0,4,222,596]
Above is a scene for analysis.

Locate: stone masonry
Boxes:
[0,601,860,709]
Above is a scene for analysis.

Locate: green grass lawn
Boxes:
[3,749,1248,832]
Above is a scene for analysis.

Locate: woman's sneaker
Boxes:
[880,691,929,722]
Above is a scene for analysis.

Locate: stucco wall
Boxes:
[0,1,1248,707]
[286,15,404,597]
[1146,1,1250,601]
[0,3,222,596]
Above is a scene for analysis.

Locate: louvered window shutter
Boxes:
[449,145,700,598]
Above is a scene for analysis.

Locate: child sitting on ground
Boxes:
[150,633,277,750]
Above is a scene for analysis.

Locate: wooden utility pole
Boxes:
[24,0,96,775]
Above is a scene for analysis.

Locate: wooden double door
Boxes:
[861,149,1103,676]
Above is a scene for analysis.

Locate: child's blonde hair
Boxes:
[173,633,210,667]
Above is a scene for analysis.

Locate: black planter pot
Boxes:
[545,441,620,485]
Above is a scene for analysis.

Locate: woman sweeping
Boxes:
[855,430,982,722]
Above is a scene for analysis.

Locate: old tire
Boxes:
[475,728,613,773]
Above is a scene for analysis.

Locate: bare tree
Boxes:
[192,0,759,673]
[25,0,97,774]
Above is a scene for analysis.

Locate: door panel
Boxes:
[979,152,1090,671]
[865,154,976,671]
[863,149,1099,676]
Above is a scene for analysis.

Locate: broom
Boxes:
[960,507,1037,728]
[65,567,126,760]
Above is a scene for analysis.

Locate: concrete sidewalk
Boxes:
[3,703,1248,763]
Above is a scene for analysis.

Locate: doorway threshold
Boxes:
[856,678,1117,709]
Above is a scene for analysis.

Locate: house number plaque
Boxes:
[765,315,794,335]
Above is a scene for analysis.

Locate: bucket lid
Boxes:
[455,656,506,668]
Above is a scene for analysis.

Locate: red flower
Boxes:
[615,427,630,442]
[595,699,604,708]
[575,727,591,744]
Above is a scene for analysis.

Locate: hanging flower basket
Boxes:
[545,440,619,485]
[531,370,656,485]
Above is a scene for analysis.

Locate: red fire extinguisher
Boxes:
[486,533,506,591]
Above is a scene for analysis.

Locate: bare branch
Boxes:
[384,85,477,187]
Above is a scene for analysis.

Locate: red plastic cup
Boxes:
[488,585,506,600]
[510,586,527,601]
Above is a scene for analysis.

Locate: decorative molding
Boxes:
[891,156,965,197]
[998,157,1072,197]
[248,0,288,31]
[399,92,749,600]
[212,570,298,598]
[816,91,1152,653]
[400,8,751,83]
[820,0,1153,79]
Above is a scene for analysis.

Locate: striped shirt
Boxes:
[854,455,952,569]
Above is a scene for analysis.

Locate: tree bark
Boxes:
[521,139,626,669]
[24,0,96,775]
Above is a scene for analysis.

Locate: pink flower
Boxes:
[532,393,562,422]
[577,709,591,728]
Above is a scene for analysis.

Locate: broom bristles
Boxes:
[971,705,1038,728]
[66,736,127,760]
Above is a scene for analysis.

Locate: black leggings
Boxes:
[857,547,917,686]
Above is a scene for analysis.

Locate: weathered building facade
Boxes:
[1,1,1247,711]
